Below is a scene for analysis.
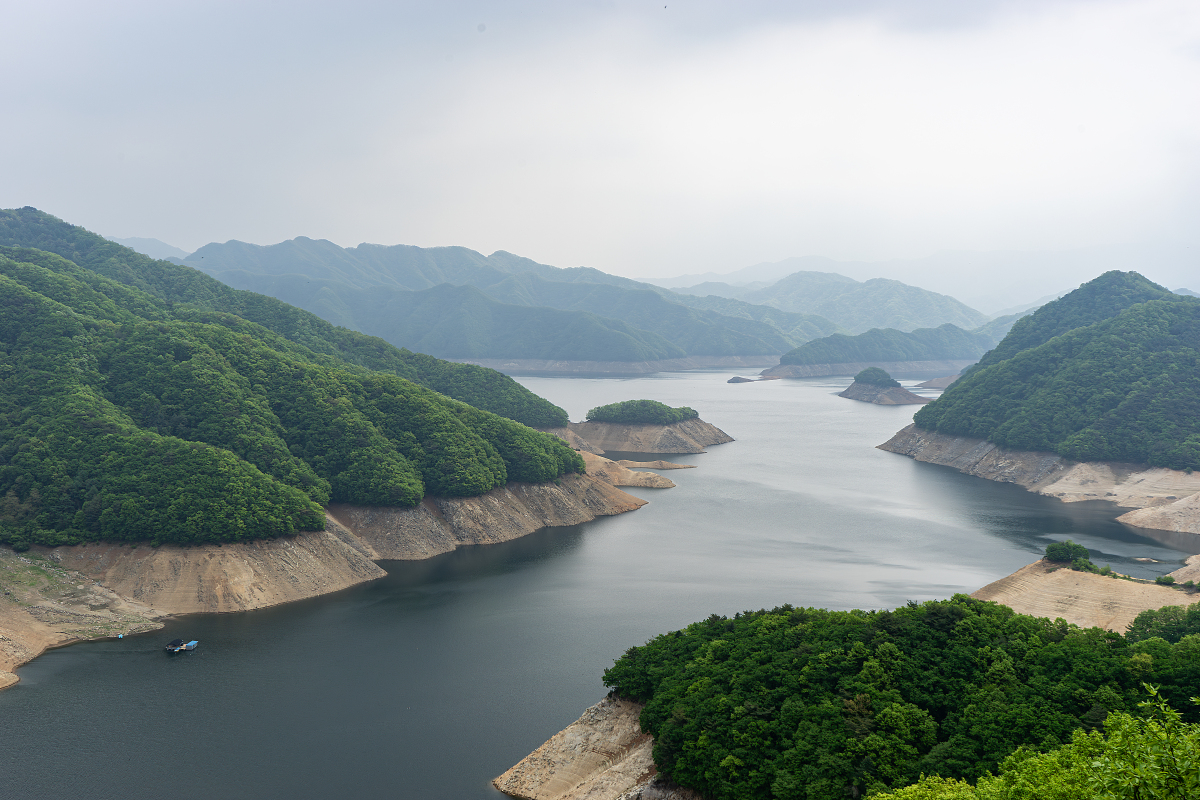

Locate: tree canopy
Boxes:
[853,368,901,387]
[585,400,700,425]
[0,239,583,550]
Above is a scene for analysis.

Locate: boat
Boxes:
[165,639,199,653]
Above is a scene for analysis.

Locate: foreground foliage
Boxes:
[875,687,1200,800]
[0,228,584,548]
[603,597,1200,800]
[585,400,700,425]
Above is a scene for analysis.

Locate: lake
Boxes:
[0,373,1189,799]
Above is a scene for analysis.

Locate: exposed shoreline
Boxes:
[761,359,977,378]
[0,467,651,689]
[452,355,780,376]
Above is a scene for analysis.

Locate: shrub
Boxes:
[1155,575,1176,586]
[1045,540,1090,562]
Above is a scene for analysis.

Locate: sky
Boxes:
[2,0,1198,299]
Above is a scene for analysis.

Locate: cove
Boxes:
[0,372,1190,800]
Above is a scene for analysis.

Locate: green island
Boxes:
[603,596,1200,800]
[585,400,700,425]
[911,272,1200,470]
[0,210,585,549]
[851,368,901,388]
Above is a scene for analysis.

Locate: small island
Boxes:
[838,368,931,405]
[562,400,734,454]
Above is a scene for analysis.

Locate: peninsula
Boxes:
[837,368,930,405]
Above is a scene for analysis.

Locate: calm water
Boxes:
[1,373,1190,800]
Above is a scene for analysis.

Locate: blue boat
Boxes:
[165,639,199,653]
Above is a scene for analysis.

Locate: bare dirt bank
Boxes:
[0,473,647,689]
[494,695,701,800]
[838,382,930,405]
[762,359,977,378]
[971,559,1199,632]
[567,419,733,455]
[878,424,1200,535]
[579,453,676,489]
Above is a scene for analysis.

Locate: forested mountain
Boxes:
[604,596,1200,800]
[912,272,1200,470]
[0,208,567,428]
[106,236,190,260]
[674,271,989,333]
[779,323,998,366]
[972,270,1178,370]
[0,210,586,549]
[185,237,841,360]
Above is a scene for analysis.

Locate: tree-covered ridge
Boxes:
[972,270,1176,371]
[0,247,583,550]
[602,597,1200,800]
[911,297,1200,470]
[585,400,700,425]
[853,368,900,387]
[779,324,996,366]
[0,208,567,428]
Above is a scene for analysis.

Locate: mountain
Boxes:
[204,273,686,361]
[0,209,568,428]
[674,271,988,334]
[1177,288,1199,298]
[778,323,999,367]
[972,270,1178,371]
[106,236,191,260]
[186,237,841,361]
[0,209,585,550]
[912,272,1200,470]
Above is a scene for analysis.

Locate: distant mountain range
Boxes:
[180,237,1001,369]
[105,236,191,261]
[671,270,989,334]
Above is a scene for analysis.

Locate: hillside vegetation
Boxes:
[603,596,1200,800]
[779,323,997,366]
[0,218,584,550]
[912,277,1200,470]
[853,368,900,387]
[585,400,700,425]
[0,208,567,428]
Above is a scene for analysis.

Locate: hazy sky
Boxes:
[3,0,1198,286]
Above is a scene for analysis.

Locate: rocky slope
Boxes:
[971,559,1200,632]
[879,424,1200,534]
[0,472,649,688]
[566,419,733,454]
[762,359,976,378]
[837,382,930,405]
[494,695,701,800]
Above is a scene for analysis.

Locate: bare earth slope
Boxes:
[838,382,930,405]
[567,419,734,454]
[1,473,649,688]
[879,424,1200,534]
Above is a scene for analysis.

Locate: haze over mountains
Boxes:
[175,235,1008,370]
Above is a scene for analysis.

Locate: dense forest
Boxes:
[779,324,997,366]
[0,208,568,429]
[911,292,1200,470]
[585,400,700,425]
[0,227,585,549]
[603,596,1200,800]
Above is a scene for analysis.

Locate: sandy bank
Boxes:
[762,359,977,379]
[971,559,1199,632]
[1,473,647,689]
[494,695,701,800]
[567,419,733,455]
[878,424,1200,534]
[615,461,695,471]
[838,382,930,405]
[454,356,779,376]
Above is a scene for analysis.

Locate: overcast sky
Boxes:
[2,0,1198,291]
